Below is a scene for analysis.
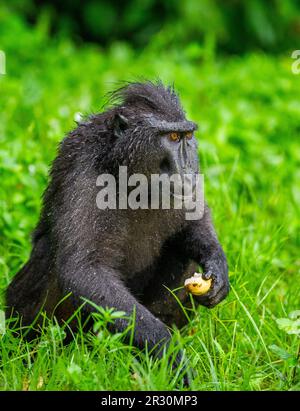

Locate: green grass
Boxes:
[0,7,299,391]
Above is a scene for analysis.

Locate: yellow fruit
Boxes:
[184,273,212,296]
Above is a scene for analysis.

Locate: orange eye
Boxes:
[169,132,180,142]
[186,132,193,140]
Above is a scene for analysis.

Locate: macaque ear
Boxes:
[113,113,128,138]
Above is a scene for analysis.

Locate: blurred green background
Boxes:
[8,0,300,53]
[0,0,299,391]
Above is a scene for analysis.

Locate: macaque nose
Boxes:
[179,137,195,171]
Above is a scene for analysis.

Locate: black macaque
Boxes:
[6,81,229,382]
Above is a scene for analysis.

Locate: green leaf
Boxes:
[67,363,82,375]
[110,311,127,319]
[289,310,300,320]
[269,344,293,360]
[0,311,5,335]
[276,318,300,335]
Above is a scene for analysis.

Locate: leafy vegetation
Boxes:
[0,6,299,390]
[10,0,300,52]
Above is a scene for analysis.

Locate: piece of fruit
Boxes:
[184,273,212,296]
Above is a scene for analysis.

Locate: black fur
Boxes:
[6,81,229,371]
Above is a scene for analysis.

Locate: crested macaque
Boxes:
[6,81,229,378]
